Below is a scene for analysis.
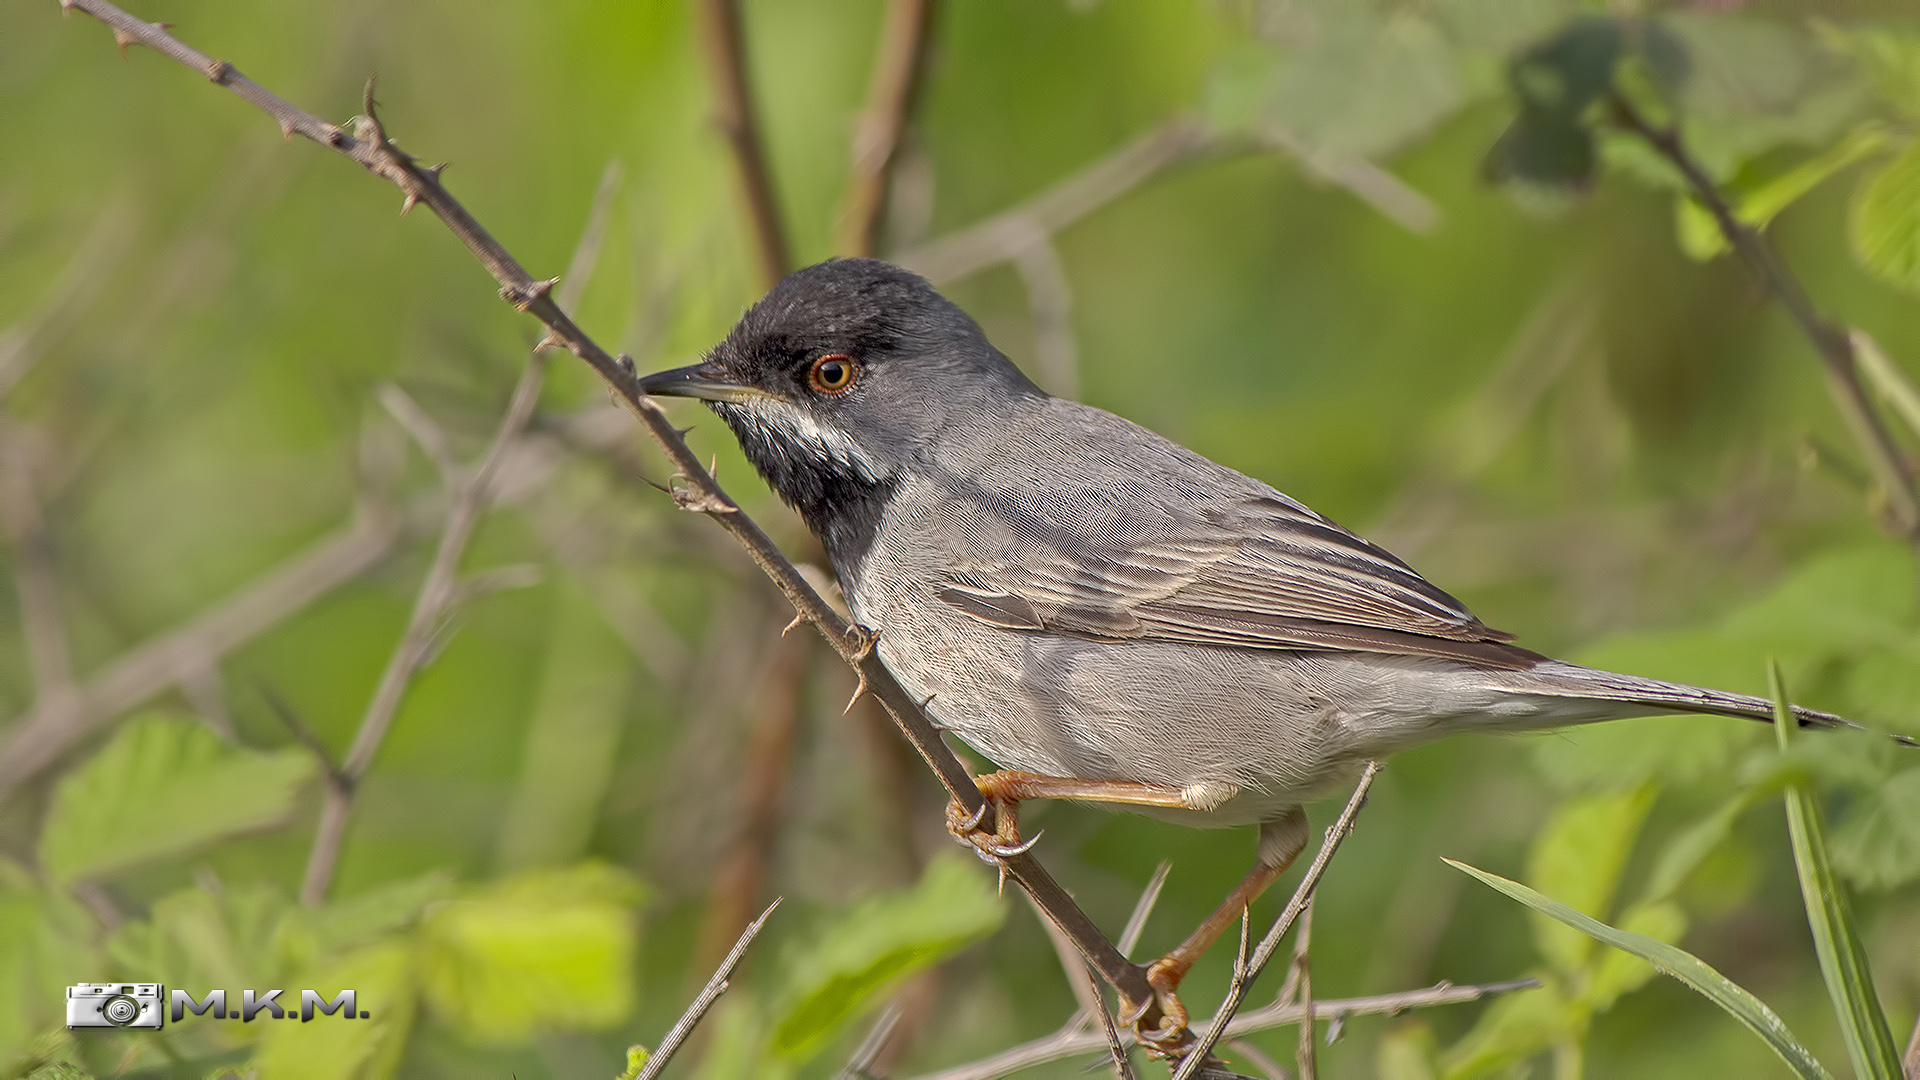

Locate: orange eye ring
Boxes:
[808,353,859,394]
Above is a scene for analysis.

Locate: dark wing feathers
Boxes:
[935,488,1541,670]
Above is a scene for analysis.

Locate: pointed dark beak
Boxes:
[637,361,768,404]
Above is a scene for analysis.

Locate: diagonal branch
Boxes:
[58,0,1159,1019]
[0,503,400,802]
[0,425,75,706]
[696,0,791,287]
[896,119,1220,285]
[637,898,780,1080]
[1607,92,1920,545]
[1173,762,1381,1078]
[838,0,939,257]
[302,352,547,905]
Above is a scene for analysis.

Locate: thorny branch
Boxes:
[637,898,781,1080]
[696,0,791,287]
[907,978,1539,1080]
[1173,762,1382,1078]
[1607,92,1920,546]
[58,0,1163,1019]
[301,354,548,906]
[839,0,939,257]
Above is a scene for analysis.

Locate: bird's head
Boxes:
[640,258,1042,563]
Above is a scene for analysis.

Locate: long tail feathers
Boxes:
[1509,661,1915,746]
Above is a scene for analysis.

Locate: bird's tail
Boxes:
[1497,660,1913,744]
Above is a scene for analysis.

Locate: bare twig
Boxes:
[1608,92,1920,543]
[695,0,791,286]
[0,504,399,801]
[1119,860,1173,958]
[1227,1040,1289,1080]
[57,0,1157,1017]
[840,1001,905,1080]
[1089,964,1140,1080]
[637,898,781,1080]
[838,0,939,256]
[302,354,547,905]
[905,978,1537,1080]
[897,120,1221,285]
[1289,902,1315,1080]
[1173,763,1382,1079]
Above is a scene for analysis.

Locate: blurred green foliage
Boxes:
[5,1,1920,1077]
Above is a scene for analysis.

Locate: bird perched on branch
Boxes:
[640,257,1869,1050]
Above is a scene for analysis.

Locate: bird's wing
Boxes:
[934,487,1543,670]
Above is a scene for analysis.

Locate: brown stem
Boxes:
[60,0,1154,1015]
[838,0,938,257]
[1607,92,1920,544]
[695,0,791,287]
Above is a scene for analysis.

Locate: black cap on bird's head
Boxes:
[640,258,1042,569]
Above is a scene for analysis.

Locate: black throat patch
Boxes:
[709,401,898,577]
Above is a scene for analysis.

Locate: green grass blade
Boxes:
[1770,661,1905,1080]
[1446,858,1832,1080]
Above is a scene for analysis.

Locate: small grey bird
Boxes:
[641,257,1854,1042]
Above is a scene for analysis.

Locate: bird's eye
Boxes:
[808,353,859,394]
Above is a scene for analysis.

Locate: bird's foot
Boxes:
[944,787,1024,863]
[1121,957,1195,1058]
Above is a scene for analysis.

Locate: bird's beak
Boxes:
[637,361,767,404]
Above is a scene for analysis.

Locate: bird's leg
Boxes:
[1134,807,1309,1054]
[943,769,1192,858]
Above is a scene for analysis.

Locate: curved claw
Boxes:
[987,828,1043,857]
[954,799,989,834]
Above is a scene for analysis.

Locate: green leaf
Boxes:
[278,872,456,979]
[1829,768,1920,889]
[1586,900,1687,1011]
[768,853,1005,1062]
[1447,858,1831,1080]
[1771,664,1904,1080]
[1246,10,1468,161]
[1486,108,1597,187]
[1509,16,1622,116]
[250,941,414,1080]
[0,863,97,1067]
[417,863,646,1045]
[1642,792,1756,903]
[38,713,315,884]
[1524,785,1656,977]
[1676,124,1890,259]
[1376,1021,1439,1080]
[1818,23,1920,121]
[1851,142,1920,292]
[613,1045,651,1080]
[1439,977,1577,1080]
[107,882,291,1003]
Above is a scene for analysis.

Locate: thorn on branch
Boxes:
[781,611,805,636]
[667,474,737,515]
[844,669,870,714]
[205,58,233,85]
